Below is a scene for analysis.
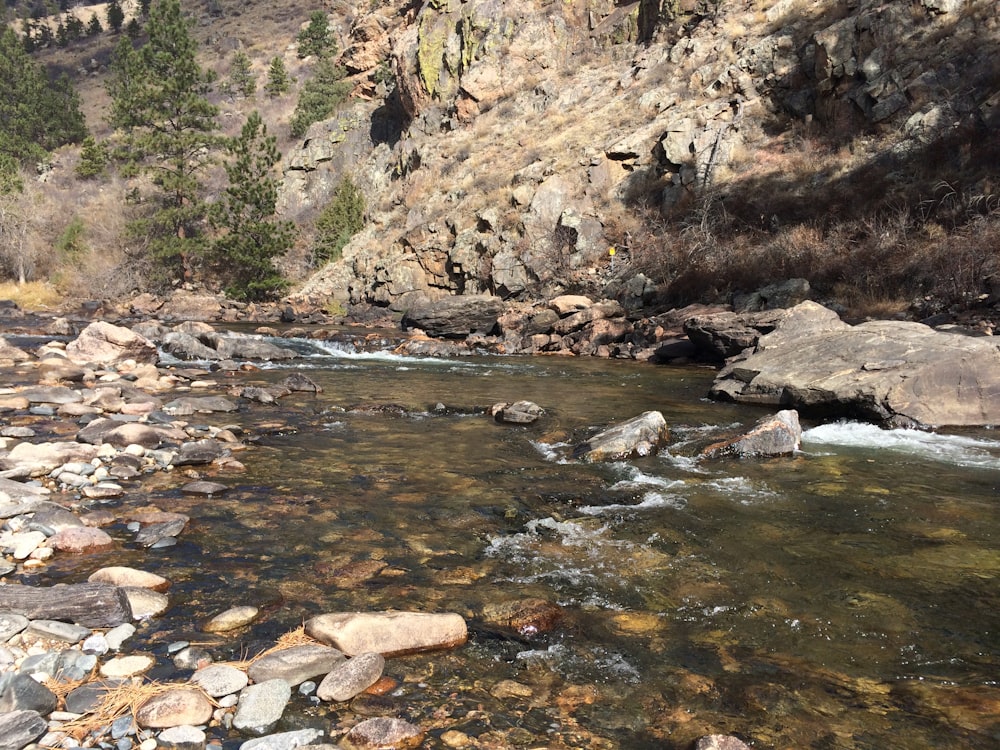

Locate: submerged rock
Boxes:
[572,411,669,462]
[340,716,424,750]
[490,400,544,425]
[246,644,346,687]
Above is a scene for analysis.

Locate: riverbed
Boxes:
[28,334,1000,748]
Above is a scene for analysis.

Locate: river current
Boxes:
[39,333,1000,747]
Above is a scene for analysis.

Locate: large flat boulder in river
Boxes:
[573,411,669,462]
[709,301,1000,427]
[400,295,504,338]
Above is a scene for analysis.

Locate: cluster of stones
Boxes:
[395,293,698,362]
[0,583,466,750]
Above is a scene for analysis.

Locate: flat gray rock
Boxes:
[233,678,292,736]
[0,612,28,641]
[239,728,324,750]
[191,664,249,697]
[316,652,385,702]
[246,644,345,687]
[708,301,1000,427]
[0,709,47,750]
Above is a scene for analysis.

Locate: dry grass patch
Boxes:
[0,281,64,310]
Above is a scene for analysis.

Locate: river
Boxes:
[38,333,1000,747]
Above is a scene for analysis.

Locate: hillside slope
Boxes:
[286,0,999,318]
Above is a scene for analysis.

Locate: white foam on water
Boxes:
[515,643,641,683]
[529,440,573,464]
[579,491,686,516]
[608,463,687,492]
[802,421,1000,470]
[702,476,779,504]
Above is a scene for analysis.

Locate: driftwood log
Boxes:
[0,582,133,627]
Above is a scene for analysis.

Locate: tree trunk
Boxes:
[0,582,133,627]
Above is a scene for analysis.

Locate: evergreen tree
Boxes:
[210,111,295,300]
[296,11,333,59]
[106,0,220,278]
[55,20,68,47]
[87,14,103,36]
[76,136,109,179]
[0,28,87,167]
[264,55,290,97]
[139,0,152,17]
[290,57,350,137]
[106,0,124,34]
[65,15,85,43]
[230,50,256,98]
[313,175,364,265]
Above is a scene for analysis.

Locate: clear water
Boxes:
[38,334,1000,748]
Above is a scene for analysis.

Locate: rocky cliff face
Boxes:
[285,0,999,311]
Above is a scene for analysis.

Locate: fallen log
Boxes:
[0,582,133,627]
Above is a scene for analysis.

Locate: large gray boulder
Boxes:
[709,301,1000,427]
[684,308,788,360]
[401,295,504,338]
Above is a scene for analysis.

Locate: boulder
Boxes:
[702,410,802,458]
[709,301,1000,427]
[401,295,504,338]
[65,322,158,365]
[490,401,544,425]
[88,567,171,592]
[572,411,670,462]
[683,308,788,360]
[304,611,468,657]
[232,679,291,736]
[0,337,30,363]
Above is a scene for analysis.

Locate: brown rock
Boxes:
[340,717,425,750]
[481,598,563,635]
[65,321,158,366]
[47,526,114,553]
[702,410,802,458]
[88,566,171,592]
[305,611,467,657]
[135,688,213,729]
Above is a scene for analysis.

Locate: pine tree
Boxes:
[106,0,220,279]
[76,136,109,179]
[230,50,256,98]
[296,11,333,59]
[265,55,290,97]
[313,175,364,265]
[0,28,87,167]
[106,0,124,34]
[210,111,294,300]
[290,57,351,137]
[87,13,103,36]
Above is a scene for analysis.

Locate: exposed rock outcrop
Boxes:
[709,301,1000,427]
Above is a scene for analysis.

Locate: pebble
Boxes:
[89,566,171,591]
[316,652,385,703]
[105,623,137,651]
[25,620,91,643]
[339,717,425,750]
[246,644,345,687]
[238,728,324,750]
[123,588,170,619]
[202,605,259,633]
[190,664,249,698]
[173,646,213,670]
[135,688,214,729]
[100,654,156,678]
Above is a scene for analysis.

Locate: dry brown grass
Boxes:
[0,281,64,310]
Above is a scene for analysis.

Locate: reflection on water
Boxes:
[59,338,1000,747]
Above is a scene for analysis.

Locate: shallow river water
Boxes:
[37,334,1000,748]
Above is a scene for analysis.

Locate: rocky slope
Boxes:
[283,0,999,313]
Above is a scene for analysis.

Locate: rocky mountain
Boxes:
[281,0,999,314]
